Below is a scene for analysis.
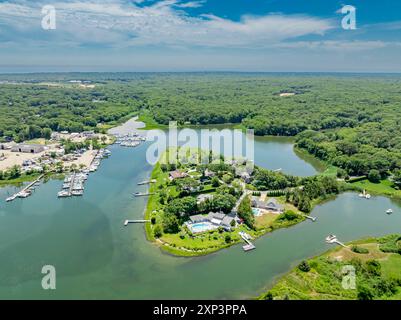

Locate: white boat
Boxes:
[71,190,83,196]
[386,209,393,214]
[359,190,371,199]
[17,191,30,198]
[58,191,70,198]
[325,234,337,242]
[6,195,16,202]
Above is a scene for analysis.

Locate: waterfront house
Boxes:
[252,197,284,213]
[187,212,236,232]
[169,170,189,180]
[265,198,284,213]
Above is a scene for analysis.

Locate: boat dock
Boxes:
[137,179,157,185]
[6,174,44,202]
[133,192,155,197]
[325,235,347,247]
[124,219,151,226]
[304,215,317,222]
[239,232,256,252]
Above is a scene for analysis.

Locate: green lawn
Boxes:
[381,254,401,280]
[138,112,168,130]
[351,179,401,198]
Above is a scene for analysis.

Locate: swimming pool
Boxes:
[187,221,217,234]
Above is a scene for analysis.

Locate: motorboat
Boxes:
[58,191,70,198]
[386,209,393,214]
[325,234,337,242]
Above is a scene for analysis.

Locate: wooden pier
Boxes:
[137,179,157,185]
[6,174,44,202]
[304,215,317,222]
[239,232,256,252]
[124,219,151,226]
[133,192,155,197]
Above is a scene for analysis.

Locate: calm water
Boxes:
[147,128,321,176]
[0,139,400,299]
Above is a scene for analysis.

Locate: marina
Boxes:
[57,148,111,198]
[113,133,146,147]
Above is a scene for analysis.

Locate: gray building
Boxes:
[11,144,45,154]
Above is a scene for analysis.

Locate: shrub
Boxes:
[298,260,311,272]
[357,284,374,300]
[279,210,298,221]
[351,245,369,254]
[368,169,381,183]
[153,225,163,238]
[225,234,231,243]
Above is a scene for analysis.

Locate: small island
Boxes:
[144,147,351,256]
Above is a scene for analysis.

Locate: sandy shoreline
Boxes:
[107,116,146,135]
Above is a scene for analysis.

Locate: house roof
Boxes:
[208,212,225,220]
[189,215,207,223]
[266,198,284,210]
[169,170,188,179]
[221,215,235,227]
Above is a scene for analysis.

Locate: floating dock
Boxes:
[239,232,256,252]
[305,215,317,222]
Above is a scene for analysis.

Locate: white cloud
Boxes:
[0,0,334,48]
[175,1,205,8]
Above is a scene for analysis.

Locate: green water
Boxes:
[0,140,400,299]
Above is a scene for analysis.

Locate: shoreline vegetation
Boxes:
[259,234,401,300]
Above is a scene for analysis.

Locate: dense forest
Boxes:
[1,72,400,179]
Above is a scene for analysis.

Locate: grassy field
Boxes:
[0,172,42,187]
[138,112,168,130]
[259,235,401,300]
[351,179,401,199]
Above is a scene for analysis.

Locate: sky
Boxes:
[1,0,401,73]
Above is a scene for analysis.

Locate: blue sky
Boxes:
[1,0,401,72]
